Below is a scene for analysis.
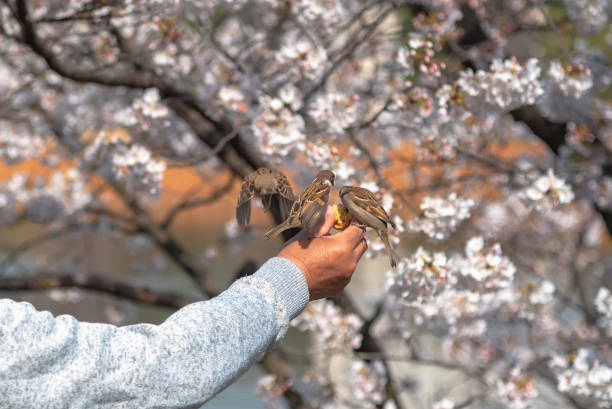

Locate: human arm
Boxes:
[0,257,307,409]
[0,208,366,409]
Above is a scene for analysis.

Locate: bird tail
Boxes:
[380,230,398,268]
[264,220,297,240]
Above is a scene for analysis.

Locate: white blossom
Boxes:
[0,121,46,165]
[520,169,574,211]
[458,58,543,114]
[255,374,290,409]
[563,0,609,34]
[548,60,593,99]
[290,0,347,30]
[497,367,538,409]
[218,86,246,112]
[349,360,387,404]
[432,399,455,409]
[276,40,327,80]
[528,280,555,305]
[594,287,612,319]
[132,88,168,119]
[253,95,306,158]
[84,132,165,198]
[309,92,359,135]
[292,299,363,351]
[408,193,474,240]
[385,238,517,337]
[550,349,612,407]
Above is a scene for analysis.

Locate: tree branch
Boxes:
[0,272,202,308]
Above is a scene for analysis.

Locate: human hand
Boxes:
[277,206,367,300]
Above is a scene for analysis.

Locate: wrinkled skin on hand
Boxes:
[278,206,367,300]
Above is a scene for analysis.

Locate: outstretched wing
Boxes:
[236,178,255,226]
[265,170,295,222]
[274,171,296,202]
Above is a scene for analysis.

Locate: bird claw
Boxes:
[351,221,368,231]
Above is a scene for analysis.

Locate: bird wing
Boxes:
[342,186,392,225]
[274,171,296,201]
[273,171,296,221]
[236,177,255,226]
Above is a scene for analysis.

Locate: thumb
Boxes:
[312,206,335,236]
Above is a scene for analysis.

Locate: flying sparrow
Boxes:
[339,186,398,268]
[236,167,296,227]
[264,170,335,239]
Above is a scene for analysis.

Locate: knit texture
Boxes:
[0,257,309,409]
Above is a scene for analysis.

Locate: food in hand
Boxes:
[332,203,352,230]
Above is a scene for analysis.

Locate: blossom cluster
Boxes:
[255,374,291,409]
[594,287,612,320]
[287,0,347,31]
[548,60,593,99]
[457,58,543,115]
[408,193,474,240]
[0,121,46,165]
[83,132,166,197]
[217,86,247,113]
[457,236,516,289]
[397,34,445,80]
[115,88,169,130]
[252,94,306,158]
[412,8,463,45]
[303,140,355,183]
[519,169,574,211]
[349,360,387,405]
[276,40,327,81]
[595,287,612,335]
[497,366,538,409]
[563,0,610,34]
[0,168,91,225]
[391,87,435,127]
[384,237,517,337]
[309,92,359,135]
[413,124,457,160]
[550,348,612,408]
[565,122,596,146]
[291,299,363,351]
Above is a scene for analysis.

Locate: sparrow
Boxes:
[339,186,398,268]
[236,168,296,227]
[264,170,335,239]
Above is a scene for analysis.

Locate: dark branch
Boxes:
[0,272,202,308]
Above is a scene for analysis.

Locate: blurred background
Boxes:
[1,0,611,408]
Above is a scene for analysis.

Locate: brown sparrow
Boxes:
[236,168,296,227]
[339,186,398,268]
[264,170,335,239]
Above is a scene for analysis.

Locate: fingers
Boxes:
[336,224,366,248]
[312,206,335,237]
[354,237,368,258]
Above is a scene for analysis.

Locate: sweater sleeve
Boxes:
[0,257,309,409]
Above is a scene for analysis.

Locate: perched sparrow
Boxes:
[339,186,398,268]
[236,168,296,227]
[264,170,335,239]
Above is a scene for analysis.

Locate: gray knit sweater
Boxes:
[0,257,310,409]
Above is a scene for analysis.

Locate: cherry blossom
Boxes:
[497,366,538,409]
[0,2,611,408]
[291,299,363,351]
[550,348,612,408]
[520,169,574,211]
[408,193,475,240]
[458,58,543,115]
[349,360,387,404]
[548,60,593,99]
